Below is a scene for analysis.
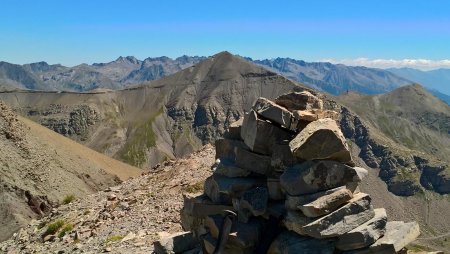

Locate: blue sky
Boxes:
[1,0,450,68]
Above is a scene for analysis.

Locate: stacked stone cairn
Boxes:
[179,91,420,254]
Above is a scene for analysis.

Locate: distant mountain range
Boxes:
[1,56,449,105]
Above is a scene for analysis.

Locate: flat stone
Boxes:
[267,230,335,254]
[337,208,387,251]
[213,159,251,178]
[253,97,295,130]
[347,221,420,254]
[285,186,348,210]
[289,118,353,163]
[240,110,293,155]
[224,118,243,140]
[292,109,339,122]
[215,138,246,161]
[237,187,269,222]
[275,91,323,111]
[202,234,253,254]
[280,160,366,196]
[204,174,265,204]
[300,187,353,217]
[284,193,375,239]
[182,193,234,217]
[153,231,198,254]
[235,146,273,176]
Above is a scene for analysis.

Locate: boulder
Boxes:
[285,186,349,210]
[270,141,299,171]
[267,231,335,254]
[280,160,366,196]
[284,193,375,239]
[213,159,251,178]
[224,118,243,140]
[252,97,296,130]
[267,176,285,201]
[215,139,246,161]
[337,208,387,251]
[153,231,198,254]
[299,187,353,217]
[204,174,265,204]
[289,118,353,164]
[240,110,293,155]
[347,221,420,254]
[182,193,234,217]
[274,91,323,111]
[237,187,269,222]
[235,146,273,176]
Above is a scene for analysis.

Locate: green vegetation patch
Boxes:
[183,181,204,193]
[119,107,163,167]
[45,220,65,236]
[106,235,124,243]
[62,194,76,204]
[58,224,73,238]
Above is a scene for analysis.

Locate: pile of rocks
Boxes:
[178,91,420,254]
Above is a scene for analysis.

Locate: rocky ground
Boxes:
[0,145,215,254]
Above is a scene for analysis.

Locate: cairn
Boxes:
[170,91,420,253]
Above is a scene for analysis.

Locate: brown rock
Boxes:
[285,186,349,210]
[224,118,243,140]
[289,118,352,163]
[292,109,339,122]
[153,231,198,254]
[252,97,295,130]
[275,91,323,111]
[299,187,353,217]
[215,139,246,161]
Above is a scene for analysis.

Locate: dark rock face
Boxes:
[417,157,450,194]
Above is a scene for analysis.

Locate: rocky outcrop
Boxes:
[178,94,420,253]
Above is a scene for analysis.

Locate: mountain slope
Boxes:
[336,84,450,195]
[250,58,413,95]
[0,52,305,170]
[388,67,450,96]
[0,100,142,241]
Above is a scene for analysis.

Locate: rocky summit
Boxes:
[176,93,421,253]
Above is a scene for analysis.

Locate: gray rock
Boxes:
[215,139,246,161]
[337,208,387,251]
[267,231,335,254]
[280,160,366,195]
[252,97,295,130]
[153,231,198,254]
[238,187,269,222]
[204,174,265,204]
[213,159,251,178]
[289,118,353,164]
[235,146,272,176]
[299,187,353,218]
[284,193,375,239]
[285,186,348,210]
[202,234,253,254]
[347,221,420,254]
[240,110,293,155]
[224,118,243,140]
[275,91,324,111]
[270,141,299,171]
[182,193,234,217]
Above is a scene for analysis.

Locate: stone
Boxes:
[182,193,234,217]
[280,160,366,196]
[275,91,323,111]
[224,118,244,140]
[264,201,286,220]
[285,186,348,210]
[237,187,269,222]
[267,176,285,201]
[205,215,266,249]
[347,221,420,254]
[215,139,246,161]
[289,118,352,163]
[204,174,265,204]
[213,159,251,178]
[292,109,339,122]
[202,234,253,254]
[267,230,335,254]
[284,193,375,238]
[252,97,295,130]
[153,231,198,254]
[337,208,387,251]
[235,146,272,176]
[270,141,299,171]
[299,187,353,217]
[240,110,293,155]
